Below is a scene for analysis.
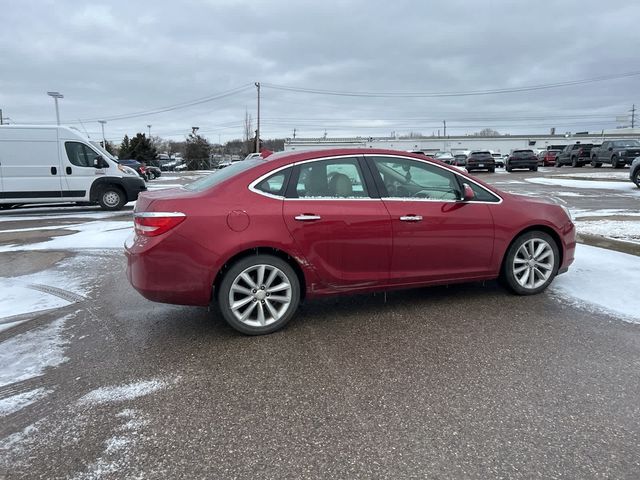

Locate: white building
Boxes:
[284,129,640,155]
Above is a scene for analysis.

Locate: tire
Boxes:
[611,156,622,169]
[571,157,578,168]
[148,172,156,180]
[530,166,538,172]
[633,169,640,188]
[98,186,126,211]
[489,167,495,173]
[505,165,512,172]
[217,255,300,335]
[502,231,559,295]
[591,157,602,168]
[555,159,561,168]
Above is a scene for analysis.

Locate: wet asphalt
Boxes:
[1,167,640,479]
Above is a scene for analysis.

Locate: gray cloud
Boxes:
[1,0,639,144]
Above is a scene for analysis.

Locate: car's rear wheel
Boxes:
[611,156,622,169]
[555,159,561,167]
[218,255,300,335]
[633,169,640,188]
[530,166,538,172]
[591,158,601,168]
[489,167,495,173]
[502,231,559,295]
[98,186,126,211]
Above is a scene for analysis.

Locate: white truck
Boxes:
[0,125,146,210]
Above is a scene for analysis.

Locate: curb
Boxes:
[577,233,640,257]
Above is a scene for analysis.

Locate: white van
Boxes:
[0,125,146,210]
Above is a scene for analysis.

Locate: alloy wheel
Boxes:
[227,264,293,328]
[512,238,555,290]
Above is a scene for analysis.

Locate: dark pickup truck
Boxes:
[590,139,640,168]
[555,143,594,168]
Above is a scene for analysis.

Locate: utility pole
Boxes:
[255,82,261,153]
[631,104,636,128]
[443,120,446,137]
[293,128,296,139]
[47,91,64,125]
[98,120,107,149]
[0,109,3,125]
[147,124,152,138]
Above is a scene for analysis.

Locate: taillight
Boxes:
[134,212,186,237]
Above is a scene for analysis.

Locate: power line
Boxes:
[77,84,254,123]
[262,71,640,98]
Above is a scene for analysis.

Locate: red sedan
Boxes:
[126,149,575,335]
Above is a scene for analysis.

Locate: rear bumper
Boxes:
[125,232,215,306]
[508,161,537,169]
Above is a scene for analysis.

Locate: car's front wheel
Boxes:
[218,255,300,335]
[633,169,640,188]
[502,231,559,295]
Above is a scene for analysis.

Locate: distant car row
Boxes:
[426,150,539,172]
[538,139,640,169]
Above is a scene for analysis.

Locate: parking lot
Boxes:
[1,167,640,479]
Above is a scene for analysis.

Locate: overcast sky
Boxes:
[1,0,639,145]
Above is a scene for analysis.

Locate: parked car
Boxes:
[452,154,467,166]
[554,143,594,168]
[434,151,454,165]
[590,140,640,168]
[631,157,640,188]
[118,159,148,180]
[146,166,162,180]
[491,153,504,168]
[540,149,561,167]
[126,148,575,335]
[0,125,145,211]
[465,151,495,172]
[506,150,539,172]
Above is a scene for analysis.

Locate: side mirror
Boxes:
[608,147,613,151]
[94,157,107,168]
[460,183,475,202]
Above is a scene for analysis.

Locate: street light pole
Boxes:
[255,82,261,153]
[98,120,107,149]
[47,91,64,125]
[147,124,152,139]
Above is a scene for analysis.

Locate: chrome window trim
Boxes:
[248,154,374,201]
[366,153,504,205]
[247,153,503,204]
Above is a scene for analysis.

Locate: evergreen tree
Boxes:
[128,133,158,163]
[119,135,132,158]
[185,133,211,170]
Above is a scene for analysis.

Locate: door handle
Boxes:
[66,166,72,175]
[295,214,321,221]
[51,166,57,175]
[400,215,423,222]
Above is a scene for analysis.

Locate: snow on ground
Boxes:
[572,208,640,219]
[77,379,169,406]
[0,256,90,321]
[0,388,50,417]
[553,170,630,181]
[552,244,640,323]
[0,220,132,252]
[0,315,70,388]
[574,220,640,244]
[526,177,640,194]
[0,208,133,223]
[145,183,183,190]
[0,280,69,322]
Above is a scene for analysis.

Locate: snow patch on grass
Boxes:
[552,244,640,323]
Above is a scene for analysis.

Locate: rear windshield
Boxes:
[513,150,534,156]
[183,159,262,192]
[612,140,640,147]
